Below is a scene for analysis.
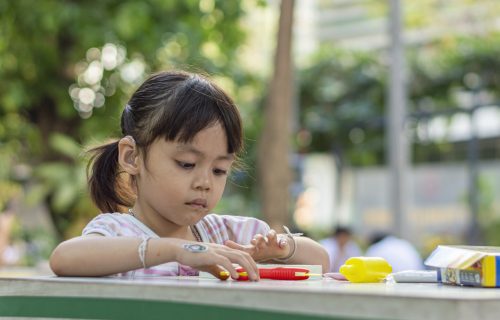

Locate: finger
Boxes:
[225,240,245,250]
[203,264,229,280]
[239,252,259,280]
[257,240,268,250]
[225,240,264,267]
[214,247,259,281]
[250,234,265,250]
[267,229,277,240]
[277,235,288,248]
[212,255,241,280]
[267,230,278,245]
[224,240,255,255]
[253,234,268,249]
[220,249,259,281]
[253,239,265,250]
[253,234,267,243]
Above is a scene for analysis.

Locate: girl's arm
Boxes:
[284,237,330,272]
[49,235,259,280]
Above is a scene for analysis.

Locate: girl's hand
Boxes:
[224,229,290,262]
[174,241,259,281]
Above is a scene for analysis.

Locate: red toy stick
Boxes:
[231,267,311,281]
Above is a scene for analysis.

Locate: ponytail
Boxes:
[87,140,133,213]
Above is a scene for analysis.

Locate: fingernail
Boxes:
[278,239,287,248]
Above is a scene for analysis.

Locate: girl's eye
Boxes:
[176,161,195,169]
[213,168,228,176]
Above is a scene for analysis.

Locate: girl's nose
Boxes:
[193,172,211,191]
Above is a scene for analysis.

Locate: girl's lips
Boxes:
[186,199,207,208]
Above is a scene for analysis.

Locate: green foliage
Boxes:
[0,0,259,238]
[409,35,500,162]
[298,46,386,166]
[298,33,500,166]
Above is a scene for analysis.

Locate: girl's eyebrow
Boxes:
[175,145,234,161]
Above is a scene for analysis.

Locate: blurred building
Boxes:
[295,0,500,55]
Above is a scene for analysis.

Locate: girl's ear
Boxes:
[118,136,139,175]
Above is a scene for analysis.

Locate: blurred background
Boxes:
[1,0,500,273]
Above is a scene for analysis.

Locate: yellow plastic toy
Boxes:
[339,257,393,283]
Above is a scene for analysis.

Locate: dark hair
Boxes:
[333,226,352,237]
[87,70,243,213]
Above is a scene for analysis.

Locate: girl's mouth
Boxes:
[186,199,207,209]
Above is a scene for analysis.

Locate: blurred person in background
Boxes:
[320,226,362,272]
[365,233,424,272]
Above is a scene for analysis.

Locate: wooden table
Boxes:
[1,275,500,319]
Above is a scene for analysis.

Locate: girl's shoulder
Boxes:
[82,212,154,237]
[197,214,270,245]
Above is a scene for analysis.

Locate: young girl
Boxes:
[50,70,329,280]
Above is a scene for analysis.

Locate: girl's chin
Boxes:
[184,204,210,214]
[178,207,209,222]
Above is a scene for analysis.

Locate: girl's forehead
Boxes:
[181,123,227,143]
[174,143,234,161]
[162,124,232,157]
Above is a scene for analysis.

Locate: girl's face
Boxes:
[134,123,234,233]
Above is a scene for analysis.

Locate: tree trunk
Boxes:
[257,0,295,230]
